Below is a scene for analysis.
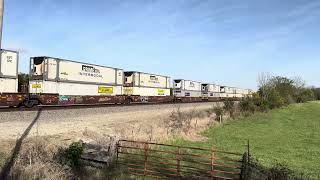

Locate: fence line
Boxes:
[116,139,248,179]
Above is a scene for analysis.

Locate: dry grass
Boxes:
[106,104,229,143]
[0,103,238,179]
[7,137,73,180]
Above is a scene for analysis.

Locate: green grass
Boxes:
[171,101,320,178]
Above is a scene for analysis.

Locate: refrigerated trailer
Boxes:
[0,49,18,93]
[123,71,172,103]
[0,49,24,107]
[201,83,222,100]
[173,79,203,102]
[29,56,126,105]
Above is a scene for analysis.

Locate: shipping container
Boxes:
[201,83,221,98]
[0,49,19,93]
[29,80,123,96]
[224,86,235,94]
[123,87,170,96]
[0,78,18,93]
[174,79,201,91]
[123,71,171,97]
[173,79,202,98]
[201,83,220,93]
[124,71,170,89]
[29,56,123,96]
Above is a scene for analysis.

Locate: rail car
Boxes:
[201,83,223,101]
[0,52,253,108]
[123,71,172,103]
[173,79,202,102]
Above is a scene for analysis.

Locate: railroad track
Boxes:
[0,100,226,112]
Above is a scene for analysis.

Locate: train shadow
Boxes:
[0,107,42,180]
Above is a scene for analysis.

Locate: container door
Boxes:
[0,50,18,78]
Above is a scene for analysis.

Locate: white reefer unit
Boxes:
[29,56,123,96]
[0,50,19,93]
[123,71,171,96]
[173,79,202,97]
[201,83,221,98]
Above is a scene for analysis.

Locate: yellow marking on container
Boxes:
[98,87,113,94]
[158,89,165,95]
[32,84,42,88]
[123,87,133,95]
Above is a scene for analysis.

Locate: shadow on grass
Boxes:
[0,108,42,180]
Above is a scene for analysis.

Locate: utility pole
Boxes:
[0,0,4,50]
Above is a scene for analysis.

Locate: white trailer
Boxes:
[123,71,171,97]
[201,83,221,98]
[173,79,202,97]
[0,49,18,93]
[29,56,123,96]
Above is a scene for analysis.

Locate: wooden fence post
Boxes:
[247,140,250,164]
[176,147,181,179]
[144,143,149,176]
[116,141,120,167]
[211,149,215,179]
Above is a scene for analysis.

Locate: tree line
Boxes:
[240,73,318,114]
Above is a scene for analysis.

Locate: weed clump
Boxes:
[57,141,84,169]
[8,137,72,180]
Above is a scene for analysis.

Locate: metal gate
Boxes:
[116,140,247,179]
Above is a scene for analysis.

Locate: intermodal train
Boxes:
[0,49,253,108]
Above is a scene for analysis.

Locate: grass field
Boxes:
[171,102,320,178]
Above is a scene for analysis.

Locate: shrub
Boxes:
[258,74,318,107]
[165,107,196,135]
[311,88,320,100]
[239,99,256,115]
[223,100,235,118]
[213,106,224,121]
[254,98,270,112]
[58,141,84,169]
[8,137,72,180]
[267,163,295,180]
[296,88,315,103]
[267,90,285,109]
[244,158,302,180]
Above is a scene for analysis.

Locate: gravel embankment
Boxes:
[0,102,221,141]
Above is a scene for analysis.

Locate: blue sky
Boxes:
[3,0,320,89]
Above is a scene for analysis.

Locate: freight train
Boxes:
[0,49,252,108]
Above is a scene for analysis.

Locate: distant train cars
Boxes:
[173,80,251,102]
[0,52,253,108]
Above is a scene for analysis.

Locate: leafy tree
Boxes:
[270,76,296,104]
[267,89,285,109]
[311,88,320,100]
[296,88,315,103]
